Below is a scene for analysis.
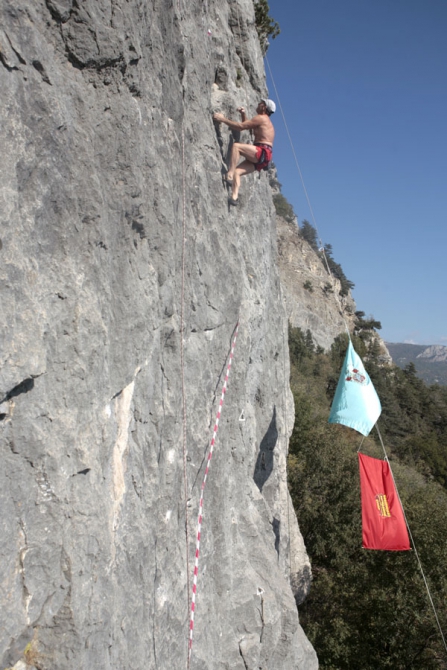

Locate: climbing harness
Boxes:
[188,322,240,663]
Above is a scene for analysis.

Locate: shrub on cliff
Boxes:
[273,192,296,223]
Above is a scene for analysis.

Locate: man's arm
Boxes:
[213,112,261,132]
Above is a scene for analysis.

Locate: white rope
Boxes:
[232,0,250,131]
[374,424,447,655]
[180,122,192,670]
[265,54,351,338]
[280,291,294,578]
[201,0,213,80]
[175,9,192,666]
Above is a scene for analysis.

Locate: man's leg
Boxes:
[231,160,255,201]
[227,143,258,181]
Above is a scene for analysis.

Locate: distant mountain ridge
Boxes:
[417,344,447,362]
[386,342,447,385]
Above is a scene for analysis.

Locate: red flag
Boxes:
[358,453,410,551]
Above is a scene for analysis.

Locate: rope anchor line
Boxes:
[266,55,447,658]
[188,322,240,663]
[265,54,351,339]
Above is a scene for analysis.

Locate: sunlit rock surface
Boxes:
[0,1,317,668]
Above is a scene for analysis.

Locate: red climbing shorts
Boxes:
[254,143,273,171]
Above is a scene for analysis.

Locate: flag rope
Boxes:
[266,38,447,663]
[265,55,351,339]
[374,424,447,654]
[356,435,366,453]
[188,322,240,663]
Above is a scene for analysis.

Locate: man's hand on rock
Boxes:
[213,112,225,123]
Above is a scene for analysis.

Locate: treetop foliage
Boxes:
[253,0,280,54]
[299,219,319,251]
[355,311,382,332]
[272,192,296,223]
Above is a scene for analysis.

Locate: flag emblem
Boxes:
[346,368,366,384]
[375,493,391,518]
[328,341,382,436]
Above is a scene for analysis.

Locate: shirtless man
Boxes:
[213,99,276,205]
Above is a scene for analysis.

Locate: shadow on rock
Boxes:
[253,407,278,492]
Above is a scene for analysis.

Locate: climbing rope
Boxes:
[265,55,351,339]
[374,425,447,655]
[199,0,214,88]
[176,6,241,667]
[281,293,294,578]
[188,322,240,663]
[228,0,251,145]
[180,122,192,668]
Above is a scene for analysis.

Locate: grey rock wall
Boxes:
[0,1,317,669]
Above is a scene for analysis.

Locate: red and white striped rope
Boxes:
[188,322,240,662]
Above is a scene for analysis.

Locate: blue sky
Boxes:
[265,0,447,345]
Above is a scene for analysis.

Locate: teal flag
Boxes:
[328,340,381,436]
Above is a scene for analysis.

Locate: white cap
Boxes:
[262,98,276,114]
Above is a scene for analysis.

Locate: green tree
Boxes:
[354,312,382,341]
[323,244,355,296]
[299,220,319,251]
[254,0,280,54]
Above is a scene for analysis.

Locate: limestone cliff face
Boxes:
[0,1,317,669]
[276,215,392,367]
[276,216,356,351]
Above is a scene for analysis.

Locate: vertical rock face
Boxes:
[276,216,356,351]
[0,1,317,669]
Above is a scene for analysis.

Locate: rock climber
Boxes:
[213,98,276,206]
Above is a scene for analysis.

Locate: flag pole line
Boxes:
[375,424,447,654]
[267,44,447,660]
[265,55,351,339]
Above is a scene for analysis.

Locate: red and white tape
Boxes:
[188,323,240,662]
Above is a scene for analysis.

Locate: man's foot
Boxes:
[228,197,238,206]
